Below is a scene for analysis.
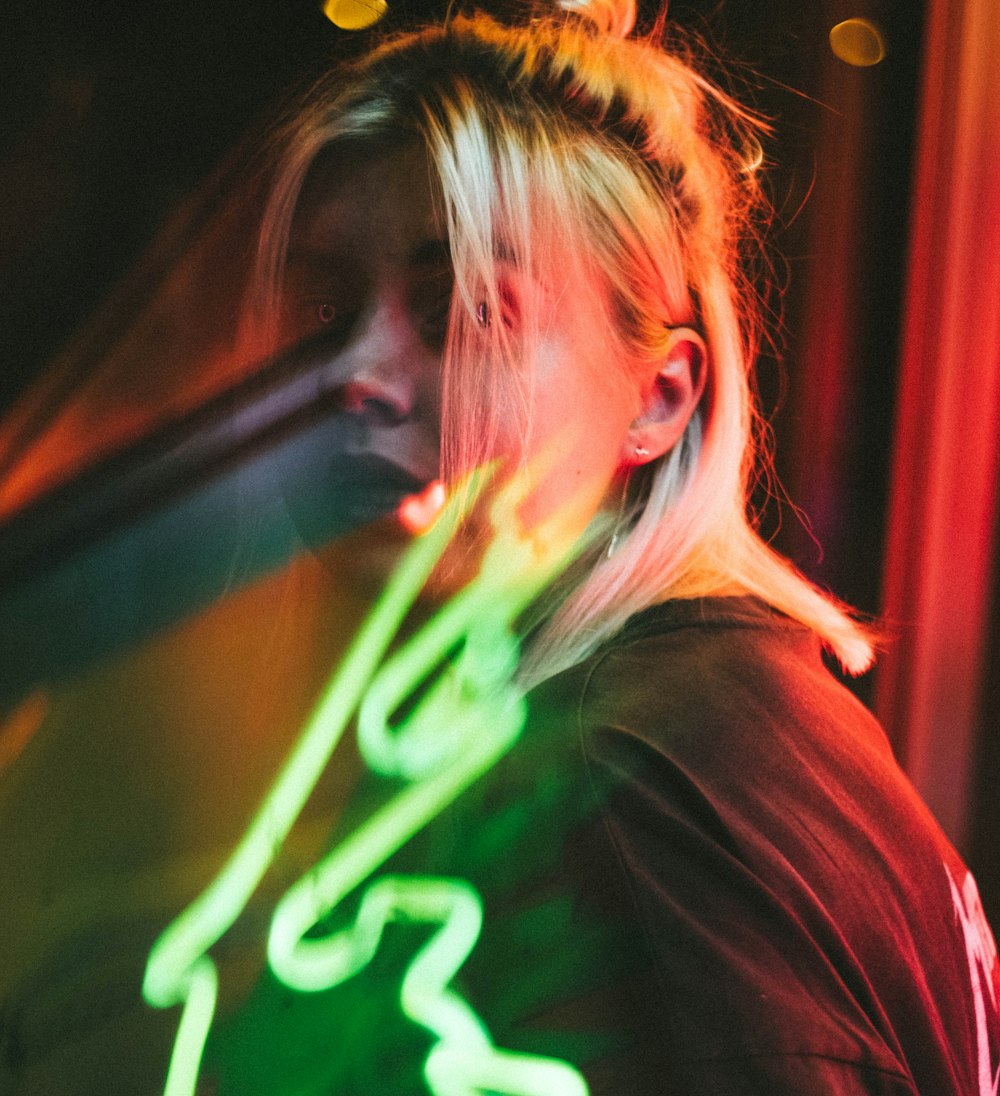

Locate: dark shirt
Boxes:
[204,596,999,1095]
[533,595,1000,1093]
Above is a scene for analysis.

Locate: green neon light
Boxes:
[274,874,588,1096]
[144,474,590,1095]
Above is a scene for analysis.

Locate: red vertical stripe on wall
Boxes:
[876,0,1000,849]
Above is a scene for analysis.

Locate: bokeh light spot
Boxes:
[830,18,887,67]
[323,0,388,31]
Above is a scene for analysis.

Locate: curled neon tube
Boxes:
[144,474,589,1095]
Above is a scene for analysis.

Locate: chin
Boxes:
[312,515,412,598]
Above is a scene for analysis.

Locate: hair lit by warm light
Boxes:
[246,3,875,682]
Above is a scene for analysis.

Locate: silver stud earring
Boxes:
[635,445,650,458]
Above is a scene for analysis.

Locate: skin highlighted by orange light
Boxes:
[398,480,448,536]
[0,690,49,775]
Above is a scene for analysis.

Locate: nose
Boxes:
[339,375,411,425]
[332,296,421,425]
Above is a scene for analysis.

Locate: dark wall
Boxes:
[2,0,925,661]
[2,0,333,411]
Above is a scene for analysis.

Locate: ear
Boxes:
[622,326,707,467]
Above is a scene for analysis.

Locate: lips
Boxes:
[282,449,431,550]
[328,452,428,515]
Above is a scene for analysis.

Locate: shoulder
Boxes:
[564,595,891,780]
[525,596,995,1093]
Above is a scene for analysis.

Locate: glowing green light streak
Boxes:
[395,878,489,1047]
[267,691,522,989]
[397,880,590,1096]
[275,872,588,1096]
[268,508,588,1093]
[356,552,524,781]
[145,471,590,1095]
[425,1044,591,1096]
[144,484,469,1095]
[158,959,217,1096]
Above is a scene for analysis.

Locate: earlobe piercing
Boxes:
[635,445,650,459]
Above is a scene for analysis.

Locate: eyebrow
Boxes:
[283,246,348,272]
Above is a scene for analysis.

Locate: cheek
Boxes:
[512,376,632,535]
[530,338,632,467]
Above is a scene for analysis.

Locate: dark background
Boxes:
[15,0,988,890]
[0,0,924,610]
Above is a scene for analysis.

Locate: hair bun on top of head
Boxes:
[556,0,637,38]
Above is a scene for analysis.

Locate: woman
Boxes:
[170,2,999,1093]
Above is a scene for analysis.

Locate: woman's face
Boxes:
[281,142,646,584]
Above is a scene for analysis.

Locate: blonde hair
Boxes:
[247,3,875,683]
